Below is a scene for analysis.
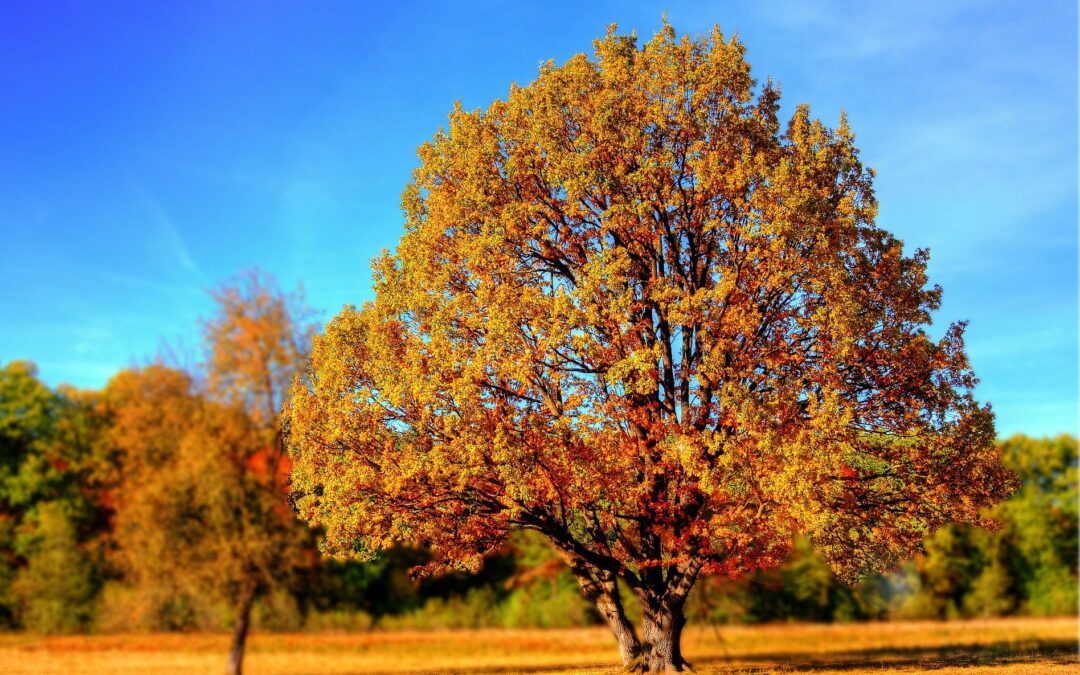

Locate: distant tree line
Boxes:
[687,433,1077,623]
[0,275,1074,641]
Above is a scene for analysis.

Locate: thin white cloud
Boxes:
[967,326,1077,361]
[746,0,983,60]
[36,359,122,389]
[281,175,327,273]
[97,270,203,297]
[127,177,205,278]
[71,316,115,357]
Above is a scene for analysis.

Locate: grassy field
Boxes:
[0,617,1075,674]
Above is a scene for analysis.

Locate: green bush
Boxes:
[14,502,96,633]
[254,587,304,631]
[302,609,375,632]
[499,581,593,628]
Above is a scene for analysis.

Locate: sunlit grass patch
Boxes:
[0,616,1074,674]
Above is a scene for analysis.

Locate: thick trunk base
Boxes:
[562,552,700,673]
[637,595,691,673]
[622,659,694,674]
[629,653,693,672]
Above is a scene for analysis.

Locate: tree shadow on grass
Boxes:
[691,638,1079,673]
[360,638,1078,675]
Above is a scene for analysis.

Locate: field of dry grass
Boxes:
[0,616,1075,674]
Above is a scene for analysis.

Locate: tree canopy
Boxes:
[285,23,1015,672]
[104,271,315,675]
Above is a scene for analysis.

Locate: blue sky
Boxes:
[0,1,1075,437]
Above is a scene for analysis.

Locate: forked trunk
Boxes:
[635,558,700,673]
[563,552,699,672]
[226,586,256,675]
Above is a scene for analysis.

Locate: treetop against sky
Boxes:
[0,1,1075,437]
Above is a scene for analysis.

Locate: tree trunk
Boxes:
[567,561,641,667]
[639,593,690,673]
[559,547,700,672]
[595,578,641,667]
[226,586,256,675]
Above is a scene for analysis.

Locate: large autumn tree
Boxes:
[285,24,1015,672]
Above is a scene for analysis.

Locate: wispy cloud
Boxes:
[36,359,123,388]
[967,326,1077,362]
[747,0,982,60]
[127,177,205,278]
[71,316,115,357]
[97,270,202,297]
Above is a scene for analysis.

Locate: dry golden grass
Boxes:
[0,616,1075,674]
